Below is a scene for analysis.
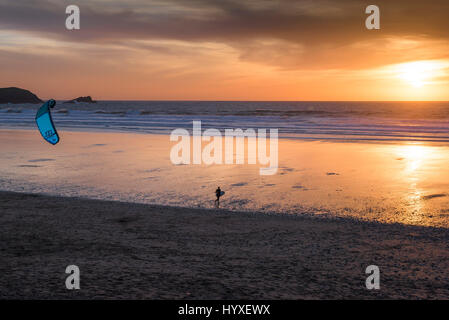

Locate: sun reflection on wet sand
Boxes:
[394,143,447,225]
[2,129,449,227]
[399,144,429,173]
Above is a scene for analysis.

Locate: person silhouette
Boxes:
[215,186,222,208]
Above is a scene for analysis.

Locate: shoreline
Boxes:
[2,127,449,146]
[3,188,449,230]
[1,191,448,299]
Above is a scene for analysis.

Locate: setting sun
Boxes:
[396,61,443,88]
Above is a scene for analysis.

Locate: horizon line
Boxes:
[45,99,449,103]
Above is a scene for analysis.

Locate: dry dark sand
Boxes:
[1,191,448,299]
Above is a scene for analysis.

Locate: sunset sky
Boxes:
[1,0,449,101]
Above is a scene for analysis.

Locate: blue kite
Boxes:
[35,99,60,145]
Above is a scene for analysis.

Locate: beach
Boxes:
[3,0,449,303]
[2,129,449,227]
[2,104,449,299]
[1,191,448,299]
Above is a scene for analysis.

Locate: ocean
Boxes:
[2,101,449,143]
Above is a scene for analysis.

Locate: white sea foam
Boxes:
[2,101,449,143]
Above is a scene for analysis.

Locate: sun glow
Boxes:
[396,60,443,88]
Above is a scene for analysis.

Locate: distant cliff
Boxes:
[64,96,97,104]
[0,87,43,104]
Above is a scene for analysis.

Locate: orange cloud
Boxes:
[1,0,449,100]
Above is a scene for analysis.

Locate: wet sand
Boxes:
[1,191,448,299]
[3,129,449,227]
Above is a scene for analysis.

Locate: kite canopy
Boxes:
[35,99,59,145]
